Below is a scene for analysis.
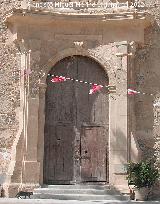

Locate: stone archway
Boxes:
[43,55,109,184]
[38,42,129,187]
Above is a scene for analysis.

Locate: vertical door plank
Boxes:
[81,126,107,181]
[44,56,76,183]
[77,56,109,182]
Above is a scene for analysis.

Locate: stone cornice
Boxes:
[5,8,153,28]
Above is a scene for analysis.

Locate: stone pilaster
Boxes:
[21,50,41,185]
[109,41,129,187]
[127,42,141,163]
[37,83,47,185]
[7,43,30,197]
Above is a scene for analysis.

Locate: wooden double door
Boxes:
[44,56,109,184]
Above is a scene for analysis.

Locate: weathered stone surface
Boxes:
[0,0,160,199]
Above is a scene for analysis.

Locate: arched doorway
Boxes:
[43,56,109,184]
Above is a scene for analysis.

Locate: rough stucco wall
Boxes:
[134,0,160,196]
[134,1,160,162]
[0,0,21,182]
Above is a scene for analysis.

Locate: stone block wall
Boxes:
[0,0,22,196]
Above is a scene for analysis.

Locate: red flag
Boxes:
[89,85,103,94]
[128,89,138,95]
[51,76,66,83]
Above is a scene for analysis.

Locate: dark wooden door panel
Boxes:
[44,56,77,183]
[44,56,109,184]
[44,125,74,183]
[76,56,109,125]
[75,56,108,182]
[81,126,107,181]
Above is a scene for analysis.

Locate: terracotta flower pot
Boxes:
[134,187,150,201]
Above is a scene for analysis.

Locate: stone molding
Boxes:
[41,47,114,84]
[6,8,152,29]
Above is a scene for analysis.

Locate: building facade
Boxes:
[0,0,160,198]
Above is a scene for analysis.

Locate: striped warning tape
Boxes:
[48,74,155,96]
[48,73,116,90]
[128,89,154,96]
[16,71,155,96]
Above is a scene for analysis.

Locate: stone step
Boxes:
[33,185,129,201]
[33,193,128,200]
[34,188,117,195]
[1,198,160,204]
[42,185,110,190]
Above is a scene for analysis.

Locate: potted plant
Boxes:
[127,160,159,200]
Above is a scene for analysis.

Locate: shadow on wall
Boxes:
[111,127,141,168]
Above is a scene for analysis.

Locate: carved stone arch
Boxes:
[40,48,115,85]
[38,49,114,184]
[43,54,111,184]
